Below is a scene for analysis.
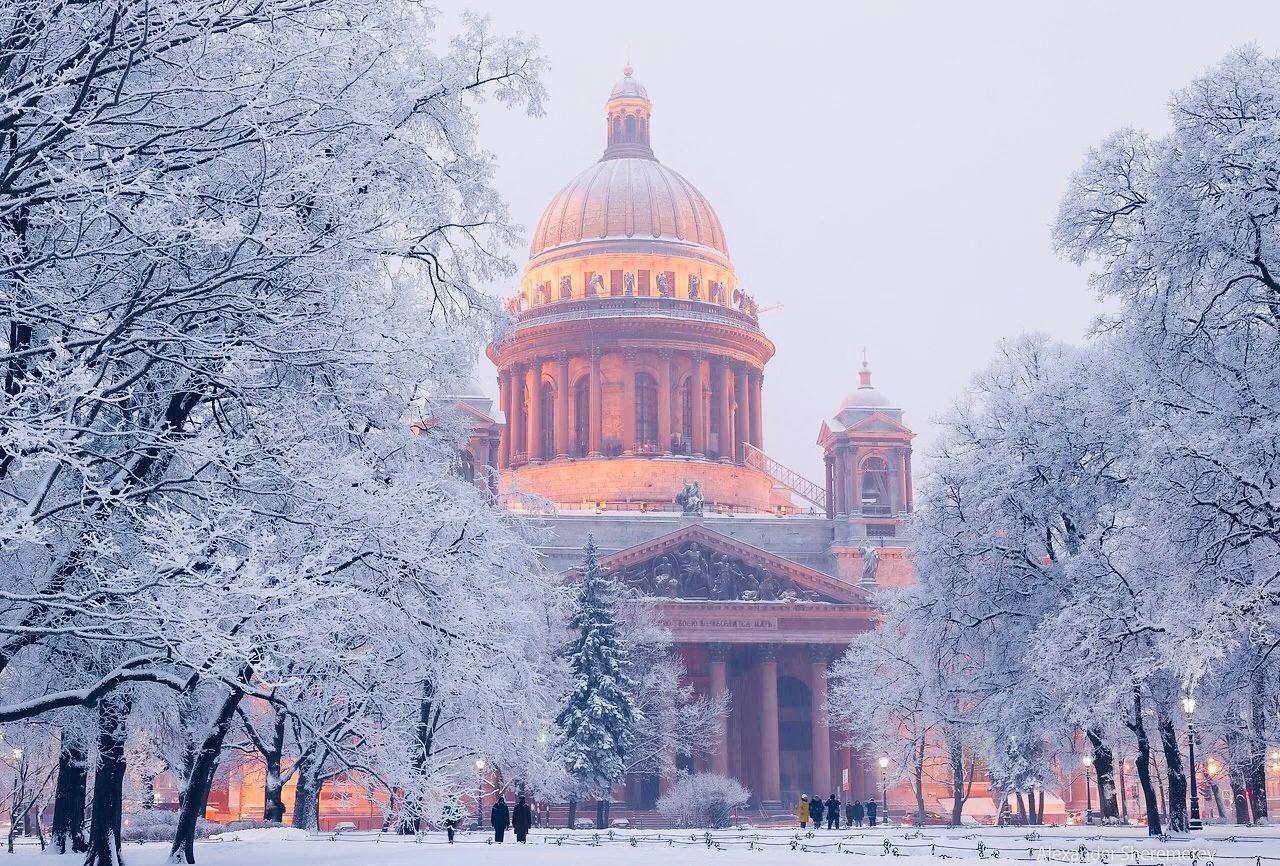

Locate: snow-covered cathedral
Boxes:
[460,66,918,817]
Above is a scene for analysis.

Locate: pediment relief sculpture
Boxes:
[620,541,834,603]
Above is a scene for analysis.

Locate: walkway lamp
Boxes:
[878,756,889,824]
[1182,695,1201,830]
[475,759,486,828]
[1082,755,1094,824]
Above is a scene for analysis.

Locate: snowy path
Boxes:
[9,826,1280,865]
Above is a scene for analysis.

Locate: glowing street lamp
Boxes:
[1182,695,1201,830]
[475,759,487,828]
[1082,755,1094,824]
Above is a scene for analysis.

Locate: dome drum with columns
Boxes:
[488,67,778,512]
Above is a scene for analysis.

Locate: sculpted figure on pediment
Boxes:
[709,553,740,600]
[653,555,678,597]
[677,543,710,598]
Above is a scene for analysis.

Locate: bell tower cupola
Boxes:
[603,65,654,160]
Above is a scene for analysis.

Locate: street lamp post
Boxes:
[1182,695,1201,831]
[878,756,889,826]
[1082,756,1094,825]
[475,759,486,829]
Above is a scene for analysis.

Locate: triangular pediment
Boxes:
[844,411,913,435]
[590,523,869,605]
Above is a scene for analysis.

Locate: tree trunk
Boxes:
[948,740,966,827]
[1087,729,1121,820]
[913,736,926,826]
[85,691,132,866]
[566,798,577,830]
[595,798,606,830]
[262,712,287,823]
[1247,673,1270,823]
[1210,781,1227,822]
[170,685,244,863]
[1128,690,1162,836]
[291,749,325,832]
[51,734,88,854]
[1015,790,1027,824]
[1036,788,1045,825]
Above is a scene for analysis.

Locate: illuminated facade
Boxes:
[478,67,917,817]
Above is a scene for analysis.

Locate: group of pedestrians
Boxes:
[438,793,534,844]
[797,794,879,829]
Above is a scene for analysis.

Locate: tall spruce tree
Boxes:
[555,536,638,829]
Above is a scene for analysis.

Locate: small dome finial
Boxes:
[859,349,872,388]
[623,64,633,77]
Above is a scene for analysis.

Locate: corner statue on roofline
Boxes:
[676,481,704,516]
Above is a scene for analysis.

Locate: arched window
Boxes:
[677,377,693,453]
[635,373,658,453]
[539,381,555,459]
[860,456,892,514]
[611,115,622,142]
[573,376,590,457]
[624,114,638,141]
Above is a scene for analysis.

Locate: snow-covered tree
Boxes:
[554,537,638,829]
[656,773,750,829]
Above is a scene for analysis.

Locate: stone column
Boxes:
[851,448,862,514]
[733,365,748,462]
[758,644,781,808]
[716,358,732,461]
[555,353,570,459]
[622,348,637,455]
[589,349,603,457]
[709,643,731,777]
[497,370,511,469]
[510,363,526,463]
[749,368,764,449]
[810,647,832,796]
[658,349,673,454]
[691,353,706,458]
[824,456,835,519]
[905,448,914,511]
[525,360,543,463]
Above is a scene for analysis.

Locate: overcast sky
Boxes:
[465,0,1280,482]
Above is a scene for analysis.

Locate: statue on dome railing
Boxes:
[588,273,604,296]
[624,272,635,295]
[559,276,572,299]
[688,274,701,299]
[656,271,673,297]
[675,480,704,516]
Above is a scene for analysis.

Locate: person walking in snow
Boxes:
[826,794,840,829]
[810,793,825,828]
[851,799,864,827]
[866,798,878,827]
[440,794,465,843]
[512,795,532,843]
[797,794,810,828]
[490,794,510,842]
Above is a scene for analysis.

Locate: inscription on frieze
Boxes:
[664,615,778,632]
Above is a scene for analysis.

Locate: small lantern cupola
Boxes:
[603,65,654,160]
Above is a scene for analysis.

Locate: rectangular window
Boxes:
[638,270,651,296]
[610,270,623,296]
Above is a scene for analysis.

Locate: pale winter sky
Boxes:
[465,0,1280,481]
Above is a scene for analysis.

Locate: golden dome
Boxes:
[528,157,729,262]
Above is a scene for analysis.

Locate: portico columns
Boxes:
[709,643,730,776]
[526,360,543,463]
[733,365,748,462]
[554,353,570,459]
[622,348,638,455]
[810,647,832,796]
[758,644,781,807]
[589,349,603,457]
[510,363,526,462]
[658,349,673,454]
[692,353,707,457]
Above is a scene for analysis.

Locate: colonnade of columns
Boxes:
[823,443,914,519]
[497,349,764,468]
[698,642,841,809]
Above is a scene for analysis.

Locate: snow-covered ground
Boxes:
[8,825,1280,866]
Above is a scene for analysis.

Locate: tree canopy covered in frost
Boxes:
[0,0,565,861]
[830,46,1280,834]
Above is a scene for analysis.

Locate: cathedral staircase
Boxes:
[742,444,826,510]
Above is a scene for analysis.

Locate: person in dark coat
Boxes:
[866,798,878,827]
[826,794,840,829]
[512,795,533,843]
[845,799,855,827]
[851,799,865,827]
[490,795,510,842]
[810,794,825,828]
